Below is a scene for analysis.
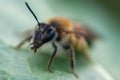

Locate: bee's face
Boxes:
[31,23,55,52]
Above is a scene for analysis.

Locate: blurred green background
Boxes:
[0,0,120,80]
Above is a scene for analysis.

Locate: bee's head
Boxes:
[31,23,55,52]
[25,2,55,52]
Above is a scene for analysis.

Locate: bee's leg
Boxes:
[68,46,79,78]
[15,35,32,49]
[48,42,57,73]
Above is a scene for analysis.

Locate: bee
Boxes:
[16,2,96,77]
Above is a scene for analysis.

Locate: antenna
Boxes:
[25,2,40,26]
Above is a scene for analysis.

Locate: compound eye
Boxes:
[46,30,55,41]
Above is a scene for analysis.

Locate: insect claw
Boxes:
[73,72,79,78]
[48,68,53,73]
[72,69,79,78]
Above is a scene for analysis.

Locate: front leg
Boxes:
[15,34,32,49]
[48,42,57,72]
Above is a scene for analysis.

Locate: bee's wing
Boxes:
[71,22,96,46]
